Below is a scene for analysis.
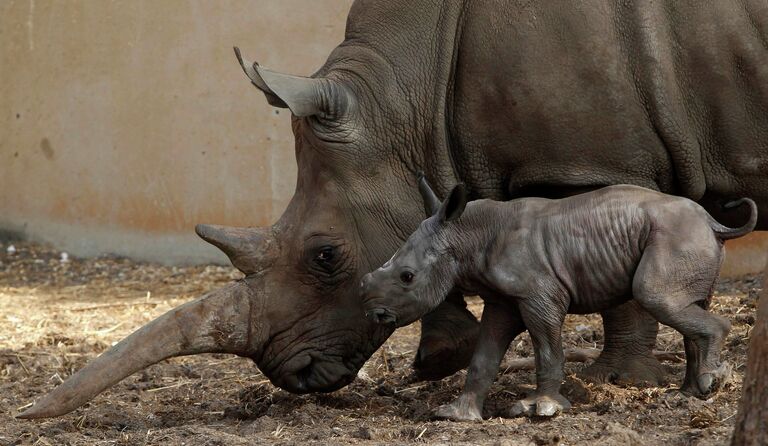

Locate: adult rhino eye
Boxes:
[315,246,335,263]
[400,271,414,284]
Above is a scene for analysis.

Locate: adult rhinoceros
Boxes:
[20,0,767,418]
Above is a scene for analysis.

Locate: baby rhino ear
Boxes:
[417,171,442,216]
[438,184,468,223]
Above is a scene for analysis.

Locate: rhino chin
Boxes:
[271,336,389,393]
[272,355,357,394]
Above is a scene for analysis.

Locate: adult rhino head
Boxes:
[19,215,396,418]
[18,16,476,415]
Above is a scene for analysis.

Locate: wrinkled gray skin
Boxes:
[361,180,757,420]
[18,0,768,419]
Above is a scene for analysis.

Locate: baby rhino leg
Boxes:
[678,280,731,395]
[643,302,730,396]
[435,301,524,421]
[508,299,571,417]
[633,245,731,397]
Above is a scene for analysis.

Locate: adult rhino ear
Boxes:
[438,184,468,223]
[234,47,352,118]
[234,47,287,108]
[417,171,441,216]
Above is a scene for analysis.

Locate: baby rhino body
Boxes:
[485,186,725,315]
[361,181,756,421]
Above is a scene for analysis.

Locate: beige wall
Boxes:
[0,0,765,274]
[721,233,768,277]
[0,0,353,263]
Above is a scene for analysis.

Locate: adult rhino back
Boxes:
[451,0,768,227]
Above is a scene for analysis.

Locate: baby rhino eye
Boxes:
[400,271,414,284]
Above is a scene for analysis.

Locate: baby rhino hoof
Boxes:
[434,398,483,421]
[697,362,732,396]
[508,393,571,418]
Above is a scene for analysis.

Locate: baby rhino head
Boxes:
[360,180,468,327]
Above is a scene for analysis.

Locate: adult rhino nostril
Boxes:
[296,360,313,391]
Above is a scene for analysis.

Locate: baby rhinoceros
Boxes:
[360,176,756,421]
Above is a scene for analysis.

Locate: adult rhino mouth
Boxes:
[275,354,359,393]
[264,325,391,393]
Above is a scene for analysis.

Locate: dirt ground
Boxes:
[0,241,761,445]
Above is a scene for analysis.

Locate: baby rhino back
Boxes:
[527,186,706,313]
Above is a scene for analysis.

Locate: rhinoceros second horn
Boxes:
[195,224,276,275]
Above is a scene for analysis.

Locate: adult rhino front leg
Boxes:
[582,300,666,386]
[413,291,480,380]
[411,175,480,380]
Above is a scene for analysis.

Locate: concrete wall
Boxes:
[721,233,768,277]
[1,0,766,273]
[0,0,353,264]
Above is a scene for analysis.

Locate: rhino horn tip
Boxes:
[196,224,236,250]
[16,403,51,419]
[195,223,214,240]
[195,224,237,248]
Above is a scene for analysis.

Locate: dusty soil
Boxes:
[0,241,761,445]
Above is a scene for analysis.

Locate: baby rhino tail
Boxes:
[709,198,758,240]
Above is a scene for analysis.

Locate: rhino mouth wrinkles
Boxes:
[273,348,366,393]
[260,324,372,392]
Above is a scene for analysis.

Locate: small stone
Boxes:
[352,426,373,440]
[690,405,718,428]
[599,422,643,446]
[375,383,395,396]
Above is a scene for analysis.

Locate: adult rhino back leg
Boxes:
[413,290,480,380]
[581,300,666,386]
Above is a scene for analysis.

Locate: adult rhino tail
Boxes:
[709,198,758,240]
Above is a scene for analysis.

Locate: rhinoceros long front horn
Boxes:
[17,274,264,419]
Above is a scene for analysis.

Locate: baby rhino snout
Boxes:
[360,272,398,325]
[360,272,374,296]
[360,270,388,300]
